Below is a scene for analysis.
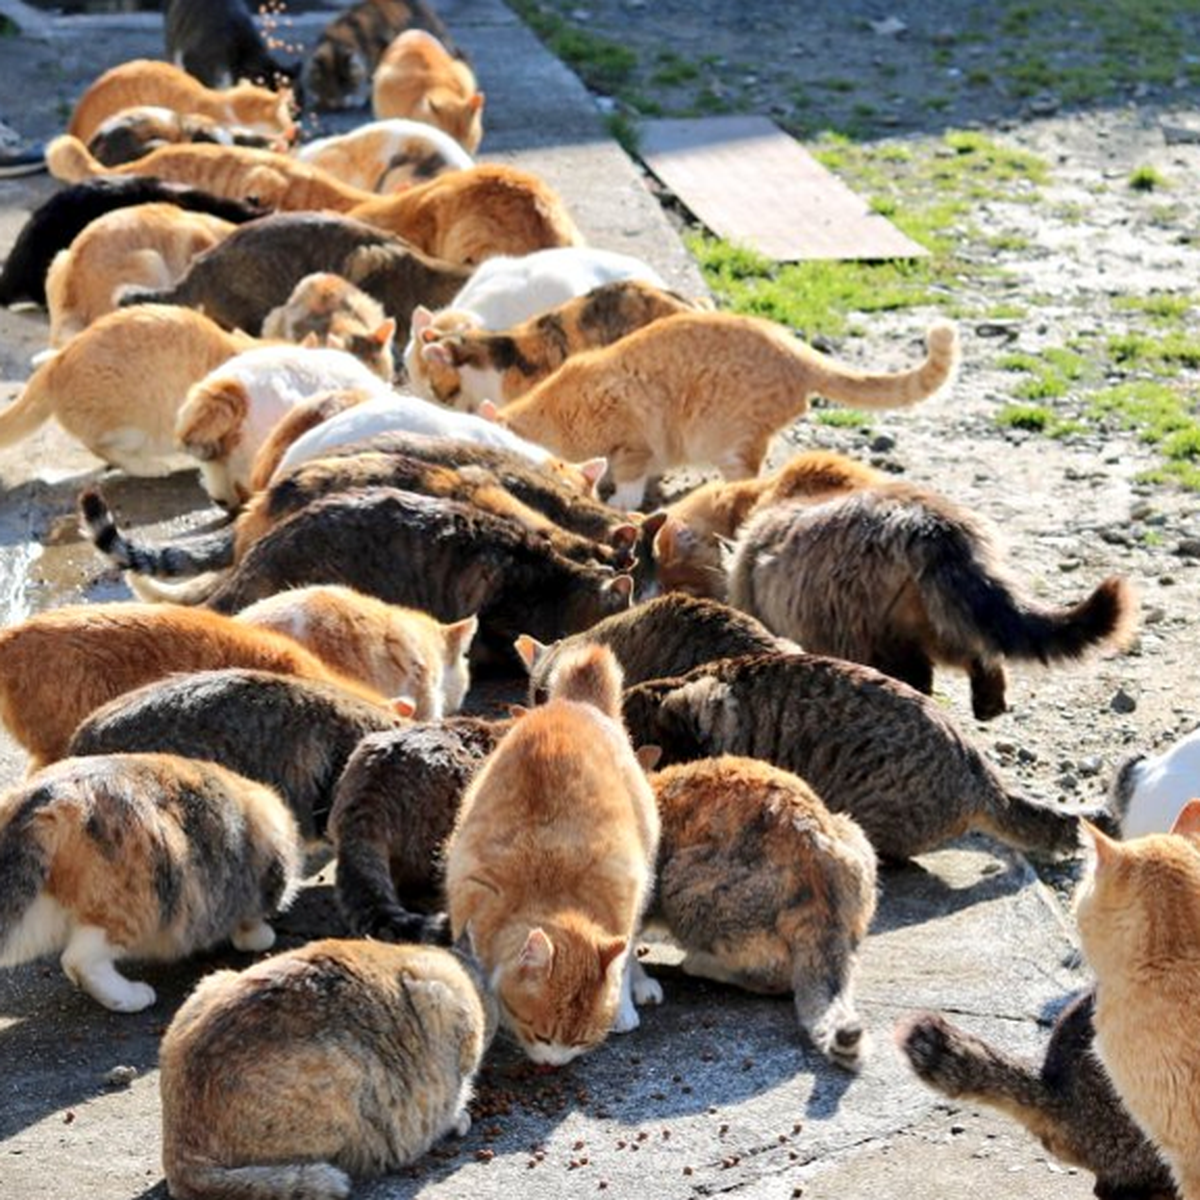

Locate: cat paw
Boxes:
[231,919,276,953]
[631,963,664,1007]
[97,980,157,1014]
[452,1110,472,1138]
[611,999,641,1034]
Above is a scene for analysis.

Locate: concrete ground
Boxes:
[0,2,1099,1197]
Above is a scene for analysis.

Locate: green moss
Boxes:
[996,403,1053,431]
[1108,332,1200,370]
[1088,381,1200,445]
[1113,293,1194,322]
[813,409,872,429]
[1129,165,1169,192]
[650,52,700,87]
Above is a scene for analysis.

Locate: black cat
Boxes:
[164,0,300,92]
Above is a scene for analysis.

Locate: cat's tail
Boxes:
[973,786,1118,857]
[164,1159,351,1200]
[0,355,61,448]
[803,320,960,410]
[45,135,107,185]
[0,804,64,968]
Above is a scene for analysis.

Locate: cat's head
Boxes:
[545,644,624,718]
[226,81,297,143]
[327,316,398,383]
[424,89,486,156]
[404,306,483,407]
[303,42,368,112]
[560,571,634,634]
[438,615,479,715]
[651,512,729,600]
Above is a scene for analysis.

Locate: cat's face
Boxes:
[652,513,726,599]
[303,43,368,111]
[328,319,397,383]
[405,308,480,405]
[428,91,485,155]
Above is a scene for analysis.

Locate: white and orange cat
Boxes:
[371,30,484,153]
[443,645,661,1063]
[489,313,959,509]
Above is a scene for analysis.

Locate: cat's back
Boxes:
[69,60,204,141]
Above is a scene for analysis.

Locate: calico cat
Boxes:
[403,245,665,400]
[652,450,885,597]
[294,118,473,194]
[727,483,1138,720]
[491,314,960,509]
[1111,726,1200,839]
[68,670,408,841]
[622,652,1117,863]
[898,992,1175,1198]
[0,304,257,475]
[120,211,469,337]
[0,600,397,771]
[372,30,484,152]
[67,59,295,144]
[88,106,280,167]
[201,487,634,665]
[1077,805,1200,1200]
[444,645,661,1062]
[414,280,702,412]
[260,273,397,381]
[648,756,876,1070]
[160,937,496,1198]
[0,752,301,1012]
[43,202,235,346]
[0,176,262,309]
[164,0,299,91]
[305,0,460,111]
[517,592,784,703]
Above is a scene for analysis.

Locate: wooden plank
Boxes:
[639,115,927,262]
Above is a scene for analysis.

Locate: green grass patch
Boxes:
[506,2,637,93]
[1113,293,1194,322]
[650,52,700,87]
[1108,331,1200,370]
[1088,381,1200,445]
[813,409,873,429]
[1129,164,1169,192]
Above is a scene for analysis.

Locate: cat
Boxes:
[304,0,460,111]
[201,487,635,666]
[1111,726,1200,839]
[249,388,375,492]
[444,645,661,1063]
[68,669,409,841]
[727,483,1138,720]
[647,755,876,1070]
[294,117,473,194]
[622,652,1118,863]
[260,273,397,381]
[159,937,496,1198]
[0,752,301,1012]
[0,304,257,475]
[372,30,484,153]
[238,586,477,720]
[403,246,666,401]
[652,449,885,597]
[898,991,1175,1199]
[43,202,235,346]
[88,106,281,167]
[413,280,702,412]
[490,314,960,509]
[0,599,399,771]
[0,176,263,309]
[119,211,469,337]
[516,592,784,704]
[164,0,300,91]
[1076,804,1200,1200]
[67,59,295,145]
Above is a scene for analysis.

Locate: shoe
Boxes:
[0,119,46,179]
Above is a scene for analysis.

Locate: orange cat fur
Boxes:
[653,450,886,596]
[237,586,478,719]
[67,59,295,144]
[0,601,398,770]
[371,30,484,153]
[0,304,257,474]
[1077,803,1200,1200]
[492,313,958,509]
[443,645,661,1064]
[44,202,235,346]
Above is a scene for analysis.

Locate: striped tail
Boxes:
[974,789,1119,857]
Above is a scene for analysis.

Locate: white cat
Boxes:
[1113,726,1200,838]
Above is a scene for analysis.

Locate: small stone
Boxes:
[870,433,896,453]
[1058,559,1082,573]
[1176,538,1200,558]
[1017,746,1039,764]
[869,16,908,36]
[104,1065,138,1088]
[950,1123,966,1135]
[1059,774,1079,791]
[1078,756,1102,777]
[1110,688,1137,715]
[1027,93,1060,116]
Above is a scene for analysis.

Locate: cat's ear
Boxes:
[478,399,500,423]
[597,938,627,977]
[1171,798,1200,837]
[469,91,485,113]
[444,615,479,657]
[578,458,608,494]
[411,305,434,338]
[373,318,397,345]
[604,574,635,607]
[635,744,663,772]
[1080,819,1121,869]
[715,533,739,573]
[391,696,417,719]
[507,703,530,719]
[518,927,555,977]
[300,331,321,349]
[514,633,551,673]
[654,515,679,560]
[639,510,669,543]
[610,524,640,563]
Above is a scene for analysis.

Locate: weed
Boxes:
[1129,165,1168,192]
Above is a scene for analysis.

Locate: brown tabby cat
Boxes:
[415,279,702,410]
[87,106,280,167]
[372,30,484,152]
[0,753,301,1012]
[898,992,1175,1199]
[1077,804,1200,1200]
[491,314,959,509]
[652,449,885,597]
[0,600,398,770]
[305,0,459,111]
[69,669,408,841]
[728,483,1138,720]
[44,202,235,346]
[0,304,257,474]
[623,652,1117,862]
[445,645,660,1063]
[648,756,876,1070]
[160,937,496,1199]
[67,59,295,144]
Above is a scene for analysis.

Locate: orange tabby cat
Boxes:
[44,202,235,346]
[490,313,959,509]
[1077,802,1200,1200]
[443,645,661,1063]
[653,450,886,596]
[67,60,296,144]
[371,30,484,153]
[0,304,257,474]
[0,600,401,770]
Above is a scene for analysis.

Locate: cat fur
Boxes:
[164,0,300,91]
[88,106,282,168]
[1110,726,1200,839]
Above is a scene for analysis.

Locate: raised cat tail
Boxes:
[0,803,64,968]
[804,320,960,410]
[165,1159,351,1200]
[0,356,62,448]
[546,644,624,718]
[45,135,106,185]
